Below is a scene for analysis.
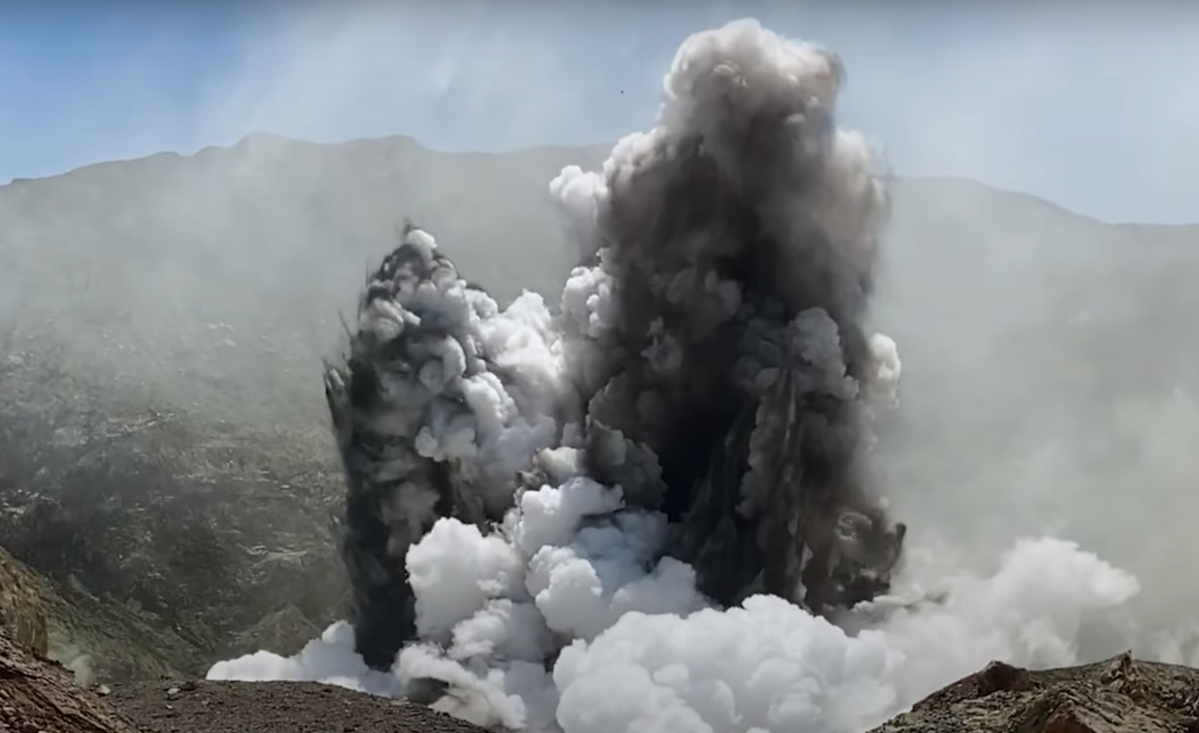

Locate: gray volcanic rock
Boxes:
[869,654,1199,733]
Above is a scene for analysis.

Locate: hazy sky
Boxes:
[1,1,1196,223]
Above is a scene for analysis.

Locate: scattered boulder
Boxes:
[977,660,1031,696]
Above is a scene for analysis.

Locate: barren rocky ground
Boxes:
[869,653,1199,733]
[109,680,490,733]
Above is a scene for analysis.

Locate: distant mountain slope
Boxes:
[0,134,608,428]
[4,133,1192,435]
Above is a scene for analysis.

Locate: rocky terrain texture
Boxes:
[1,132,1198,684]
[0,622,490,733]
[869,653,1199,733]
[0,356,344,679]
[0,625,140,733]
[108,680,489,733]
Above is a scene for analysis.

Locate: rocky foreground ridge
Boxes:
[874,654,1199,733]
[2,604,1198,733]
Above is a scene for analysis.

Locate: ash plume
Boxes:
[325,221,564,669]
[320,16,903,720]
[553,22,904,614]
[210,18,1139,733]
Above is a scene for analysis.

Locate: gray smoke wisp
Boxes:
[210,19,1139,733]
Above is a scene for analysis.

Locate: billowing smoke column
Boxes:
[323,15,905,709]
[211,18,1147,733]
[326,222,566,670]
[549,21,906,615]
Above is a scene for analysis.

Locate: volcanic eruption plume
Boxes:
[322,15,903,721]
[210,18,1141,733]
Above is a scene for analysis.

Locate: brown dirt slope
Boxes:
[871,653,1199,733]
[107,681,489,733]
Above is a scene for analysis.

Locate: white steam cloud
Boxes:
[209,18,1150,733]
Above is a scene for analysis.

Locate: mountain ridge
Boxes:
[9,132,1193,231]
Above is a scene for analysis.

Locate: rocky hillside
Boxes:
[0,625,140,732]
[869,654,1199,733]
[0,542,200,683]
[0,134,605,680]
[1,133,1197,680]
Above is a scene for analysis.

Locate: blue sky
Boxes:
[1,1,1196,223]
